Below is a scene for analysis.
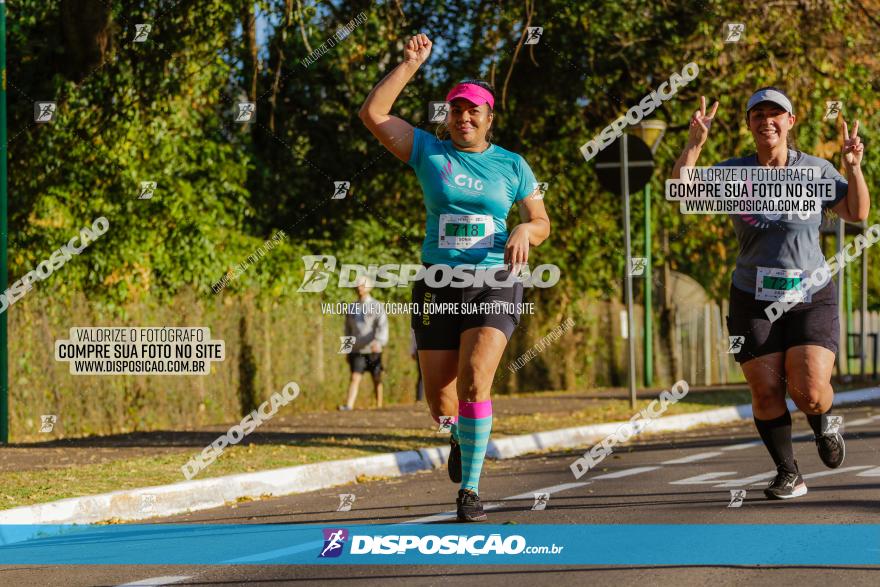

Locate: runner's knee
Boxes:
[785,368,832,413]
[787,384,831,414]
[425,382,457,417]
[456,368,490,402]
[748,378,786,412]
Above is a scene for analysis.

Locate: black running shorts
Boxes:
[411,264,524,351]
[347,352,383,376]
[726,280,839,363]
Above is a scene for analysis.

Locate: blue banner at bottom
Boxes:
[0,524,877,565]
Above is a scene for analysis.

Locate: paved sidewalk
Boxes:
[0,384,753,474]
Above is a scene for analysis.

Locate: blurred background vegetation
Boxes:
[5,0,879,437]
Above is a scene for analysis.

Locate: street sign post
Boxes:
[594,134,654,408]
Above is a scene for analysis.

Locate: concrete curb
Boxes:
[2,386,877,525]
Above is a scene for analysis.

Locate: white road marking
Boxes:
[403,511,467,524]
[802,465,873,480]
[592,466,661,480]
[675,461,876,488]
[403,505,499,525]
[662,452,723,464]
[720,431,814,452]
[845,416,880,427]
[504,482,591,500]
[115,577,192,587]
[670,472,739,485]
[720,441,762,451]
[403,481,591,524]
[700,412,875,455]
[708,466,878,488]
[716,471,776,488]
[856,466,880,477]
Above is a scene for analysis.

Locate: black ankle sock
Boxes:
[754,411,796,473]
[807,408,831,436]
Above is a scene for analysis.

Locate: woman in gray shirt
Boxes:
[671,87,869,500]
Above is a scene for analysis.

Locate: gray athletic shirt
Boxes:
[714,149,848,294]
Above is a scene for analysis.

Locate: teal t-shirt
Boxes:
[407,127,538,267]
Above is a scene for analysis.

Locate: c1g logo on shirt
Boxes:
[454,174,484,191]
[436,160,484,194]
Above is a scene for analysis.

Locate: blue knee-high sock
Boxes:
[458,400,493,494]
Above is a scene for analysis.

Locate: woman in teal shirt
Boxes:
[359,33,550,522]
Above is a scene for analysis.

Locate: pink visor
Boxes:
[445,83,494,110]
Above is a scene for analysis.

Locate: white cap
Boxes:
[746,89,794,115]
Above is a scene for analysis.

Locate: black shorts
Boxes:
[411,264,524,351]
[348,352,383,376]
[726,280,838,363]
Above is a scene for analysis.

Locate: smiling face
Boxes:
[748,102,796,150]
[448,98,493,147]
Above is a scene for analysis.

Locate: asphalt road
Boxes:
[3,402,879,586]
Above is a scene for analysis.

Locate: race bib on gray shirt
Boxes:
[714,149,848,296]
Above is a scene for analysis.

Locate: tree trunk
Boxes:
[60,0,112,82]
[242,2,259,100]
[269,0,293,132]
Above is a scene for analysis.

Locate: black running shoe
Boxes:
[448,436,462,483]
[815,432,845,469]
[764,463,808,500]
[456,489,487,522]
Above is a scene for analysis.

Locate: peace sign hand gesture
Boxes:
[688,96,719,149]
[841,117,864,168]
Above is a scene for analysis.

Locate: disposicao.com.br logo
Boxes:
[317,528,564,558]
[297,255,561,292]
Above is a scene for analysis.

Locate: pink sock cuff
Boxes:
[459,400,492,419]
[432,414,458,424]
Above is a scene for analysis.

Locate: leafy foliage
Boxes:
[6,0,880,308]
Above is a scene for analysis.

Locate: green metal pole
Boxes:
[644,183,653,387]
[0,0,8,445]
[845,248,854,373]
